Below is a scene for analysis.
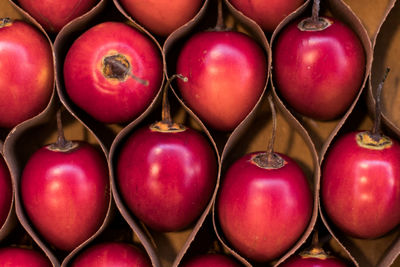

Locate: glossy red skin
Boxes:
[18,0,99,33]
[228,0,304,32]
[71,242,151,267]
[280,255,348,267]
[217,152,313,262]
[21,141,110,251]
[182,253,242,267]
[117,125,217,232]
[322,131,400,239]
[0,156,12,228]
[119,0,203,36]
[0,20,53,129]
[64,22,163,124]
[176,31,267,131]
[273,17,365,120]
[0,247,52,267]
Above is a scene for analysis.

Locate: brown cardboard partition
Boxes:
[2,0,400,266]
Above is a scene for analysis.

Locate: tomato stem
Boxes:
[266,94,276,158]
[215,0,225,31]
[49,108,76,151]
[161,74,188,124]
[311,0,320,23]
[372,67,390,139]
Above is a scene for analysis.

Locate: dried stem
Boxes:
[311,0,321,23]
[372,67,390,137]
[161,74,188,124]
[266,94,276,156]
[215,0,225,30]
[55,108,71,149]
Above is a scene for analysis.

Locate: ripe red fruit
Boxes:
[119,0,203,36]
[176,31,267,131]
[21,140,110,251]
[322,131,400,238]
[17,0,99,33]
[0,156,12,228]
[182,253,241,267]
[217,152,313,262]
[228,0,305,32]
[0,18,53,129]
[0,247,52,267]
[117,124,217,231]
[273,16,365,120]
[71,242,151,267]
[63,21,163,124]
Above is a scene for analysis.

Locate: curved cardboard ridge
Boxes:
[0,151,16,242]
[54,0,166,153]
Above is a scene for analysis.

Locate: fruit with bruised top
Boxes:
[63,21,163,124]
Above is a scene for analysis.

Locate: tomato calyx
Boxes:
[298,0,331,31]
[102,53,149,86]
[0,18,12,28]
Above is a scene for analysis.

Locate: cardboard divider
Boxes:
[0,150,16,242]
[61,209,151,266]
[54,0,166,152]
